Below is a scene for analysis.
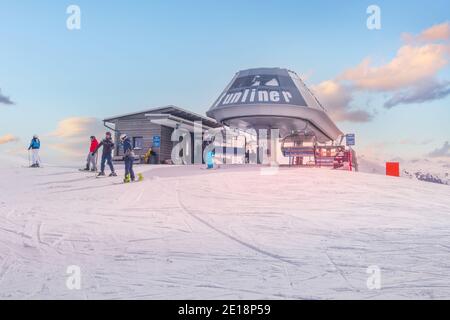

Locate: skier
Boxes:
[28,134,41,167]
[82,136,99,172]
[92,132,117,177]
[120,134,135,183]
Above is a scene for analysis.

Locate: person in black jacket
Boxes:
[93,132,117,177]
[120,134,135,183]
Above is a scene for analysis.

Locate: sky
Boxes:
[0,0,449,162]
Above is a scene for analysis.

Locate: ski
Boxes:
[79,169,98,173]
[96,174,118,179]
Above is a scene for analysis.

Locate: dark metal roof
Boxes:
[104,105,222,128]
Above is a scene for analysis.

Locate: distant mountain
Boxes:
[403,170,449,185]
[357,155,449,186]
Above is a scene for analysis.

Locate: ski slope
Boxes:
[0,163,449,299]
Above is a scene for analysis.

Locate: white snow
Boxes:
[0,162,449,299]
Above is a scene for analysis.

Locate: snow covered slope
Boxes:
[0,164,449,299]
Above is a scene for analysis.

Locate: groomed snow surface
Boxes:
[0,163,449,300]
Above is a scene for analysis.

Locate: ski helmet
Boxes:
[33,134,38,139]
[120,134,127,141]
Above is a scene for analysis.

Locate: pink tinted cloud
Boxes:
[49,117,103,138]
[47,117,104,158]
[0,134,19,145]
[340,44,449,91]
[403,22,450,43]
[312,80,372,122]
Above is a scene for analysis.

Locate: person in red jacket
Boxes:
[82,136,99,171]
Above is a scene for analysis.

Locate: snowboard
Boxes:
[114,173,144,185]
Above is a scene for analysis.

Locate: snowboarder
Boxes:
[144,147,153,164]
[93,132,117,177]
[120,134,135,183]
[28,134,41,167]
[82,136,99,172]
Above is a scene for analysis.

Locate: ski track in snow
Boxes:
[0,164,449,299]
[174,181,307,267]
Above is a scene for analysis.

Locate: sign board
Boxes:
[346,134,355,146]
[386,162,400,177]
[282,147,315,157]
[215,72,307,108]
[152,136,161,148]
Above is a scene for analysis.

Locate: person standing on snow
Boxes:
[82,136,99,172]
[92,132,117,177]
[28,135,41,167]
[120,134,135,183]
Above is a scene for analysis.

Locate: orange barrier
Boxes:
[386,162,400,177]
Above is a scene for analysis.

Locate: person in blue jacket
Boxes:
[120,134,135,183]
[28,134,41,167]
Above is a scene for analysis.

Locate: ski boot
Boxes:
[137,173,144,182]
[109,172,117,177]
[124,174,131,183]
[97,172,105,177]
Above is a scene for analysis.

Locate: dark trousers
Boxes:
[101,153,115,173]
[124,156,135,180]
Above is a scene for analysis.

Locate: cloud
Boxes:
[0,134,19,145]
[428,141,450,158]
[312,80,373,122]
[49,117,103,138]
[399,138,434,146]
[0,89,14,105]
[47,117,105,158]
[340,44,449,91]
[315,22,450,113]
[403,22,450,43]
[384,80,450,108]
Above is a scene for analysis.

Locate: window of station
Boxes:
[133,137,143,150]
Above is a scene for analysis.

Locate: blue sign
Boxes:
[153,136,161,148]
[346,134,355,146]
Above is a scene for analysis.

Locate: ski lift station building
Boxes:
[104,67,352,167]
[103,105,222,164]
